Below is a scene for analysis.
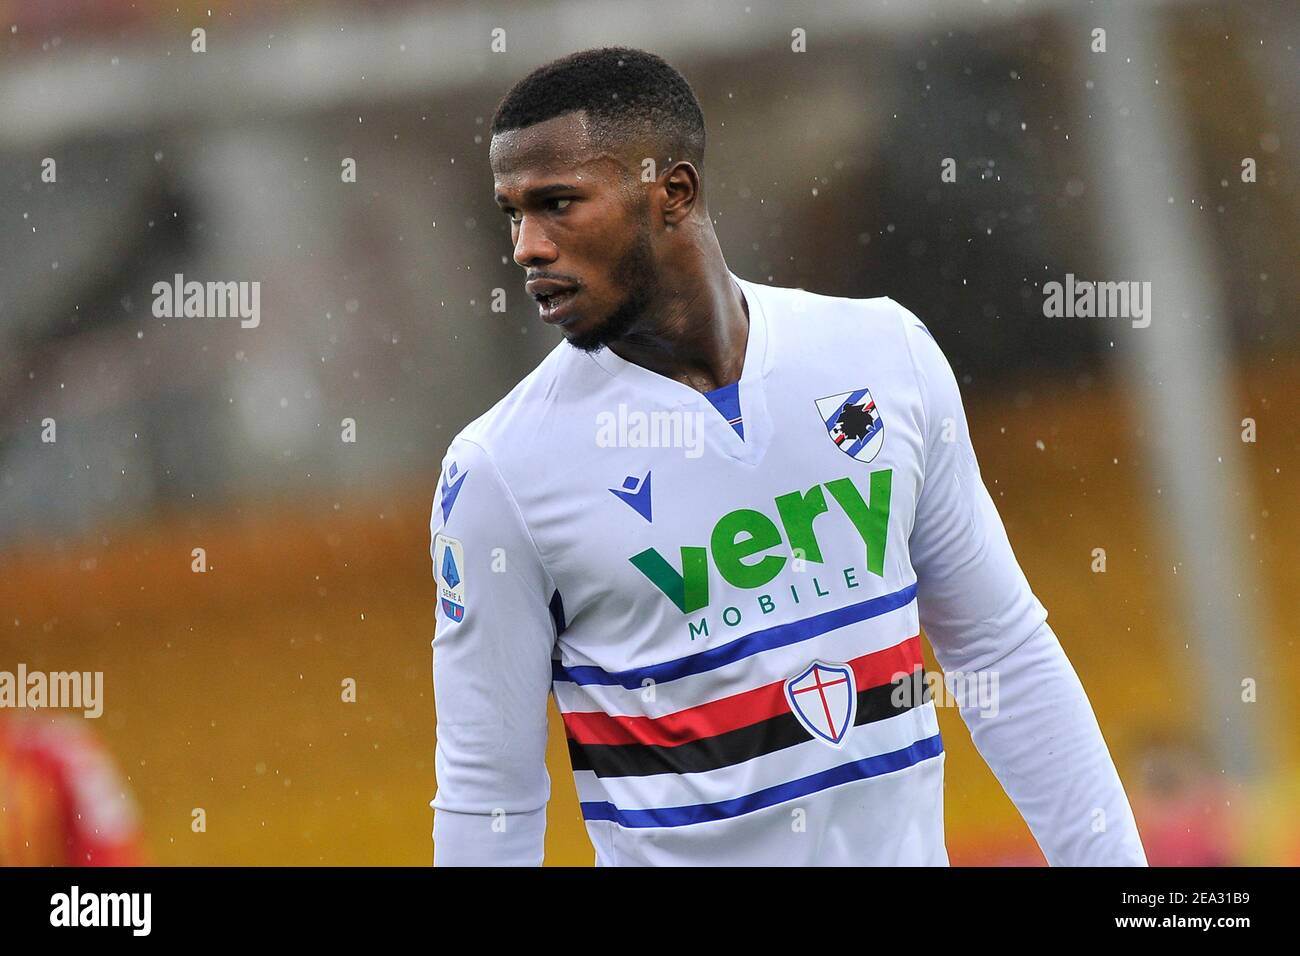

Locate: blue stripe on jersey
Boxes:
[552,581,917,688]
[703,381,744,440]
[579,732,943,827]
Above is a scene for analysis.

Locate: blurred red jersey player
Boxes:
[0,713,146,866]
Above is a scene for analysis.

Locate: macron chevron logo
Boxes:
[440,461,468,522]
[610,471,653,523]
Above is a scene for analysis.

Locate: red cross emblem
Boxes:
[784,660,857,747]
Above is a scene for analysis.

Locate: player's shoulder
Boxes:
[742,273,926,338]
[741,274,939,369]
[438,336,589,478]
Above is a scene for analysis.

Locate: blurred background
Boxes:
[0,0,1296,865]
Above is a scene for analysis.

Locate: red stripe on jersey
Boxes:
[562,634,923,747]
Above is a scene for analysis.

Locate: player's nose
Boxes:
[512,215,558,268]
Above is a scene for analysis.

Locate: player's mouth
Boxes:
[533,287,580,324]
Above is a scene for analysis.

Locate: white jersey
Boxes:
[429,271,1147,867]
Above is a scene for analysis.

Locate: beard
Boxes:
[564,215,658,354]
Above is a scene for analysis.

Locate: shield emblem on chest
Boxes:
[785,660,857,747]
[816,387,885,463]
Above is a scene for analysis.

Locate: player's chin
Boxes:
[562,331,603,353]
[562,318,614,353]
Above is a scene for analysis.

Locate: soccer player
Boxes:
[429,47,1147,866]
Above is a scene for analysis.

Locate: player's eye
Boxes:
[503,198,571,224]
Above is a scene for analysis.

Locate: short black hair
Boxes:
[490,46,706,169]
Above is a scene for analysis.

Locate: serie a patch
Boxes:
[434,533,466,622]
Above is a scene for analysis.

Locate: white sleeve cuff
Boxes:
[433,805,546,866]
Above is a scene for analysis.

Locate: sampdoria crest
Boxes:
[815,387,884,463]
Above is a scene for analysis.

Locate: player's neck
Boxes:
[605,254,749,394]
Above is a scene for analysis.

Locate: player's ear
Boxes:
[659,160,700,226]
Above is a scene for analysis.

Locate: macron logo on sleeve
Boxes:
[439,461,468,522]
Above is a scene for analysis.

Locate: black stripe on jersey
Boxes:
[549,589,567,636]
[568,667,932,779]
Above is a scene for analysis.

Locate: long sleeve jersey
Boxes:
[429,271,1148,867]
